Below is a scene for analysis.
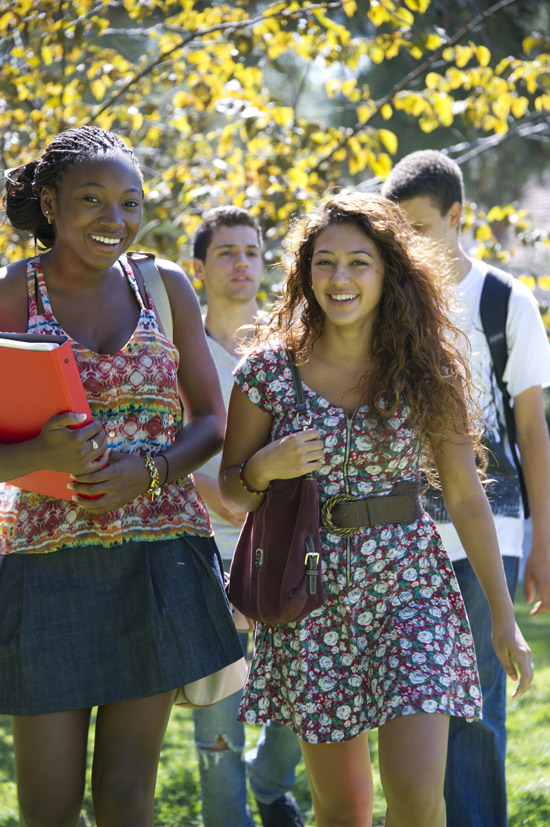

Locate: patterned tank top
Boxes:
[0,256,212,554]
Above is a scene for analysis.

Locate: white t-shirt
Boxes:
[424,260,550,562]
[196,333,242,561]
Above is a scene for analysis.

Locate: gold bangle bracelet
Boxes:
[144,456,161,500]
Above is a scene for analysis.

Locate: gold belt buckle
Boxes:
[320,493,361,537]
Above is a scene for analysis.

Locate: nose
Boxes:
[98,202,124,227]
[329,261,350,283]
[234,250,249,268]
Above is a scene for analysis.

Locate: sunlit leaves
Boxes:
[1,0,549,272]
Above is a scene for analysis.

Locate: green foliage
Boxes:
[1,0,549,273]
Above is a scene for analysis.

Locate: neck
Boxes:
[204,296,258,357]
[314,323,371,368]
[449,242,473,284]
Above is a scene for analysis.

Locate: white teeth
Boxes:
[330,293,357,301]
[91,235,120,245]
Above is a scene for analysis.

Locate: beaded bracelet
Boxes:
[144,456,161,500]
[158,453,170,487]
[239,461,269,496]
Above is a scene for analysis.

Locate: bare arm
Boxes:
[219,384,324,513]
[193,471,245,526]
[513,385,550,614]
[433,430,533,698]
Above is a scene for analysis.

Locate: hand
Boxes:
[491,616,534,699]
[194,472,247,526]
[245,428,324,490]
[68,451,150,512]
[35,412,109,475]
[523,543,550,615]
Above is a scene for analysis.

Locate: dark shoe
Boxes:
[256,792,305,827]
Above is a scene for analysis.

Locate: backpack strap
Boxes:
[125,251,174,343]
[479,268,529,517]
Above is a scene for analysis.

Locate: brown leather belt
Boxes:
[321,481,422,536]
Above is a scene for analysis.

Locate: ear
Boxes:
[193,258,205,280]
[40,187,56,223]
[447,201,462,230]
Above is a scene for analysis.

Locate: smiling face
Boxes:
[40,153,143,267]
[310,221,385,335]
[195,223,262,304]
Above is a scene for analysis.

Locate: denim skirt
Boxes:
[0,535,243,715]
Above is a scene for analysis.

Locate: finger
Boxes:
[529,599,546,616]
[48,412,90,429]
[524,577,535,605]
[511,659,534,698]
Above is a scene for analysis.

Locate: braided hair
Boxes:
[3,125,142,249]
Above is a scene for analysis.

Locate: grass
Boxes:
[0,599,548,826]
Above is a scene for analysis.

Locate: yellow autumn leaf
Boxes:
[432,94,453,126]
[342,0,357,16]
[378,129,397,154]
[486,206,506,222]
[537,275,550,292]
[511,96,528,118]
[456,46,473,69]
[90,78,106,100]
[519,275,537,291]
[425,72,442,89]
[522,36,540,55]
[476,45,491,67]
[475,225,494,242]
[404,0,431,11]
[425,33,442,50]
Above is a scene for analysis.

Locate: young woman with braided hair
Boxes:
[0,125,242,826]
[219,192,533,827]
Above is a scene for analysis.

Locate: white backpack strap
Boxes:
[125,251,174,343]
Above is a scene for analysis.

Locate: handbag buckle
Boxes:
[294,410,312,431]
[305,551,320,595]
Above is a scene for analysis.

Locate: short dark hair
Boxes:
[3,125,142,249]
[381,150,464,216]
[192,206,262,261]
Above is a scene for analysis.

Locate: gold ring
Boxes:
[91,439,99,451]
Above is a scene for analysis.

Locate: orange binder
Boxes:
[0,332,93,499]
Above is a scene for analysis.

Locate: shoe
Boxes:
[256,792,305,827]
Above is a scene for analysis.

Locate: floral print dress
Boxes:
[234,346,481,744]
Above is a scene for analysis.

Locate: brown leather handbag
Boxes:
[227,354,325,625]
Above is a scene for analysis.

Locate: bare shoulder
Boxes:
[154,257,197,300]
[0,259,30,332]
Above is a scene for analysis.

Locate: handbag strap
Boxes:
[286,351,311,429]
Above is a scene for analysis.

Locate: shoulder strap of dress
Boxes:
[27,256,53,317]
[125,252,173,343]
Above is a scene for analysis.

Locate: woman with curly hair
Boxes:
[218,192,532,827]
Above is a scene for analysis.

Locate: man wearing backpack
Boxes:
[381,150,550,827]
[190,206,305,827]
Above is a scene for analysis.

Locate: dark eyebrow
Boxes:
[213,243,261,251]
[314,248,374,255]
[76,182,142,194]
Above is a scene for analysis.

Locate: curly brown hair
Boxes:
[251,191,483,472]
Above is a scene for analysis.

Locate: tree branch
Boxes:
[309,0,522,174]
[88,1,345,122]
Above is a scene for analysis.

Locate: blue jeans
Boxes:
[445,555,519,827]
[193,633,302,827]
